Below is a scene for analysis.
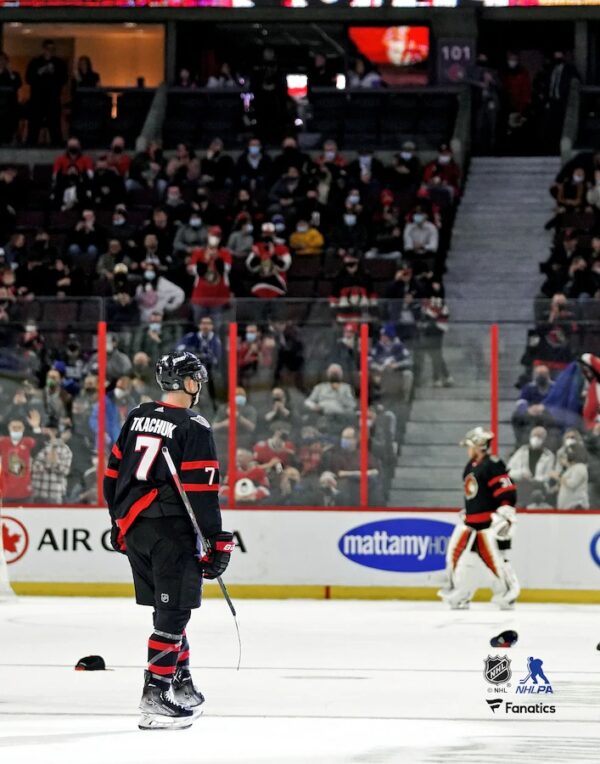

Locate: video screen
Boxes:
[349,26,430,67]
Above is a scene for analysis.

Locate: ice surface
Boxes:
[1,597,600,764]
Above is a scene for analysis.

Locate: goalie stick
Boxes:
[161,447,241,671]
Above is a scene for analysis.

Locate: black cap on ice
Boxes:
[75,655,106,671]
[490,630,518,648]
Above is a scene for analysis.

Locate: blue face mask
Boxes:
[149,322,161,333]
[344,214,357,227]
[248,145,261,157]
[246,332,257,343]
[236,395,247,407]
[144,270,156,281]
[340,438,354,450]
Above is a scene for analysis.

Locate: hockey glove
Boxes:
[200,531,235,579]
[110,523,127,555]
[491,506,517,540]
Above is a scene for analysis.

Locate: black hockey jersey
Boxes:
[103,401,222,545]
[462,454,516,530]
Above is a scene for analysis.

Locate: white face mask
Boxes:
[9,429,23,445]
[207,235,220,247]
[400,151,413,161]
[564,437,577,447]
[324,150,336,161]
[529,436,543,449]
[114,387,127,400]
[344,214,357,227]
[348,194,360,206]
[438,155,451,165]
[413,214,425,224]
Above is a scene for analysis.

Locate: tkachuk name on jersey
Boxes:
[130,417,177,439]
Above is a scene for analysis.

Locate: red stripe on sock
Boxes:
[148,639,180,652]
[148,664,177,675]
[177,650,190,663]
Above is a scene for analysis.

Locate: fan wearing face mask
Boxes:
[245,222,291,299]
[330,252,377,322]
[506,426,556,508]
[188,226,232,324]
[135,260,185,323]
[0,419,37,501]
[289,218,324,257]
[422,143,461,200]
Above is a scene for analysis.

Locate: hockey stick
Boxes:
[161,447,241,671]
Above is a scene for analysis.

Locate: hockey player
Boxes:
[439,426,520,610]
[103,351,234,730]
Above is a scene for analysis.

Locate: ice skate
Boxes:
[172,667,205,716]
[138,671,194,730]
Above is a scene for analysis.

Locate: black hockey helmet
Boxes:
[155,351,208,393]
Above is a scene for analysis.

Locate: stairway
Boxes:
[390,156,560,508]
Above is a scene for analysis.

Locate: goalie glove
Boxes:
[200,531,235,579]
[491,506,517,540]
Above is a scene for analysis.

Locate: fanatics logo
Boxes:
[486,698,503,713]
[161,593,170,603]
[1,515,29,564]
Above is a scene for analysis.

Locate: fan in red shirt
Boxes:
[219,448,270,503]
[252,425,296,468]
[189,226,232,319]
[53,138,94,180]
[0,419,37,502]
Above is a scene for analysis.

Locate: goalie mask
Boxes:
[155,352,208,407]
[459,426,494,451]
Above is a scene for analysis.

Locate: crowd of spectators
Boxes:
[472,50,579,155]
[507,149,600,510]
[0,123,461,507]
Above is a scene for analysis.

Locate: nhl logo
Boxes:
[161,593,170,604]
[484,655,512,685]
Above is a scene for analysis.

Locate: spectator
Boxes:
[316,139,346,172]
[26,39,68,146]
[0,52,22,145]
[227,213,255,259]
[347,58,383,89]
[304,363,356,432]
[272,320,305,392]
[289,218,324,257]
[500,52,531,135]
[163,184,189,225]
[189,227,232,322]
[507,425,555,507]
[245,222,291,299]
[330,252,377,322]
[331,322,360,385]
[200,137,235,189]
[88,334,132,382]
[107,135,131,178]
[207,62,241,89]
[262,387,296,434]
[308,52,335,89]
[135,259,185,323]
[549,441,589,509]
[383,262,421,340]
[213,386,257,448]
[369,324,414,401]
[544,51,579,153]
[43,367,72,422]
[52,138,94,181]
[422,143,461,202]
[387,143,422,194]
[135,311,172,361]
[323,426,380,505]
[403,206,439,268]
[512,364,555,445]
[419,288,453,388]
[0,419,36,501]
[68,209,106,264]
[253,423,296,469]
[555,166,587,212]
[89,154,126,209]
[328,205,369,253]
[174,67,197,89]
[139,208,174,258]
[176,315,223,406]
[236,138,272,194]
[173,209,208,256]
[72,55,100,92]
[237,323,271,386]
[31,418,73,504]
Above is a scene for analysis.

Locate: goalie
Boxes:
[438,426,520,610]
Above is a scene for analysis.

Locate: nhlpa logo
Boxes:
[516,657,553,694]
[484,655,512,685]
[161,593,170,604]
